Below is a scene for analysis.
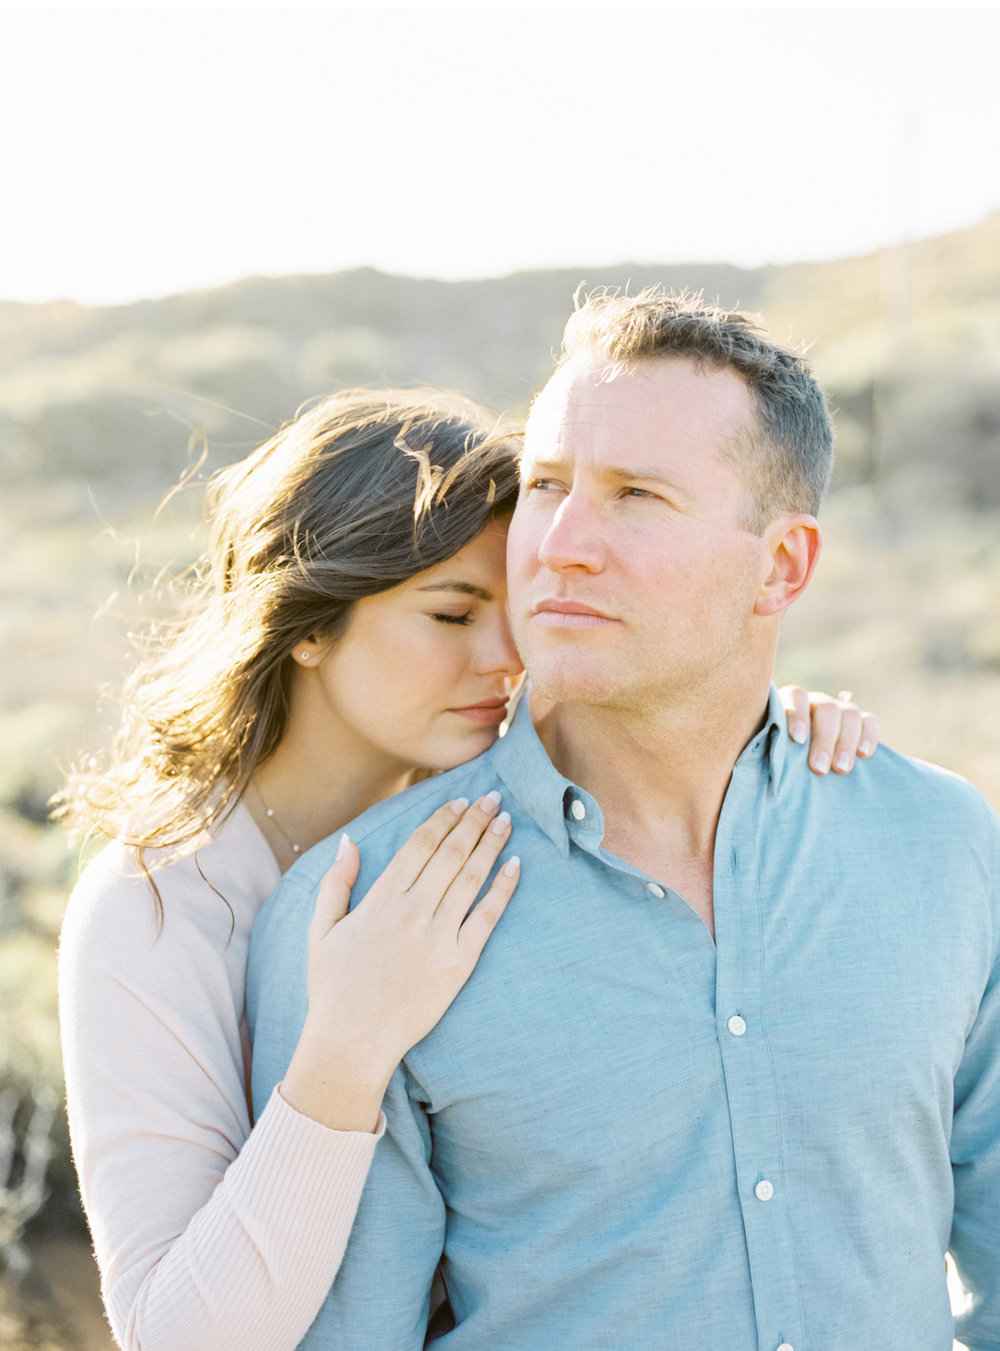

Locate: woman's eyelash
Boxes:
[432,612,473,626]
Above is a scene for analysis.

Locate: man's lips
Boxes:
[448,699,510,725]
[530,600,618,628]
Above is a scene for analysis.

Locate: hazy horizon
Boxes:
[5,5,999,308]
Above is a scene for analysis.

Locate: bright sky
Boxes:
[3,3,998,306]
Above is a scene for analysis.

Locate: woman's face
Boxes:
[304,519,523,774]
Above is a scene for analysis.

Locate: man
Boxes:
[249,291,999,1350]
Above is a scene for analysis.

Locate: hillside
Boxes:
[3,211,999,514]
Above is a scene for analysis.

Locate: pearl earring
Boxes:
[300,651,310,661]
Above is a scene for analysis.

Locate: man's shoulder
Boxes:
[354,758,504,846]
[796,739,1000,865]
[864,742,996,820]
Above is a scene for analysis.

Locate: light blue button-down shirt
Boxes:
[248,687,1000,1351]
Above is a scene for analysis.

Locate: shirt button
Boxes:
[647,882,665,898]
[754,1180,774,1202]
[777,1344,795,1351]
[570,799,586,820]
[727,1015,747,1037]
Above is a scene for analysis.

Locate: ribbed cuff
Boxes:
[134,1086,384,1349]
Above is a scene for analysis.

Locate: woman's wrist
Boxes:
[281,1021,397,1133]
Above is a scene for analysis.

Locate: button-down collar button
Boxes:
[570,799,586,821]
[727,1015,747,1037]
[754,1179,774,1202]
[776,1344,795,1351]
[647,882,665,898]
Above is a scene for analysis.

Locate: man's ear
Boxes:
[754,514,822,617]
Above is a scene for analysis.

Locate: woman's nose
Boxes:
[476,610,523,679]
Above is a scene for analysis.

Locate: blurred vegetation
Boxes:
[1,213,999,1345]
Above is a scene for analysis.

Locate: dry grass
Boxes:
[777,492,1000,810]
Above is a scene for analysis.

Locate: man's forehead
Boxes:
[530,353,617,410]
[526,352,753,452]
[526,356,630,451]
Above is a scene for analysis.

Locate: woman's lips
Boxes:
[448,700,509,725]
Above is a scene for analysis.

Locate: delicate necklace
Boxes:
[250,781,301,857]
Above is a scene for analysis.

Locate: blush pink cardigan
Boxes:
[59,803,382,1350]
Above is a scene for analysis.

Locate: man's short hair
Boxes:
[558,287,834,532]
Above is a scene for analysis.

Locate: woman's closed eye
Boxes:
[431,611,474,626]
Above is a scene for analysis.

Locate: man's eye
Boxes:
[622,487,657,499]
[432,612,473,626]
[525,477,561,492]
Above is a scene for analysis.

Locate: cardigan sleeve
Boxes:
[59,842,381,1351]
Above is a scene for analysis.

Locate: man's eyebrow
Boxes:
[606,466,694,497]
[523,457,693,500]
[417,581,492,601]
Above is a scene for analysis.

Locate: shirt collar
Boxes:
[491,692,602,856]
[733,682,788,792]
[491,682,788,850]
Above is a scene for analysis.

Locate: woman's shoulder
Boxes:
[61,802,282,969]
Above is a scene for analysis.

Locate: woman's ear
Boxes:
[291,641,321,667]
[754,514,822,617]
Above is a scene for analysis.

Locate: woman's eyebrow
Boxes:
[417,581,492,601]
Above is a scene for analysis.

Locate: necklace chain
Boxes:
[251,781,301,855]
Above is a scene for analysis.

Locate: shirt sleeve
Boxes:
[294,1068,447,1350]
[59,855,382,1351]
[949,813,1000,1351]
[249,868,447,1350]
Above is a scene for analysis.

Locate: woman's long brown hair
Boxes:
[55,388,520,920]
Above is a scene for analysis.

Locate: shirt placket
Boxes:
[714,752,806,1351]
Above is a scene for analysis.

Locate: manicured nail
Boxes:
[790,721,808,745]
[502,855,520,876]
[481,790,501,814]
[450,797,470,814]
[336,832,351,860]
[812,751,831,774]
[491,810,511,835]
[858,740,873,757]
[834,752,852,773]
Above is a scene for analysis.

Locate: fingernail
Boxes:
[336,832,351,860]
[834,752,851,773]
[812,752,831,774]
[858,740,873,757]
[481,790,501,814]
[502,855,520,876]
[491,810,511,835]
[790,721,808,744]
[450,797,469,814]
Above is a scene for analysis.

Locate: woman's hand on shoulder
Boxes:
[281,794,518,1133]
[779,685,880,776]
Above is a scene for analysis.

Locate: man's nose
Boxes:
[537,492,605,574]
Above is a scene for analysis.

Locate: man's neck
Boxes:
[530,678,772,938]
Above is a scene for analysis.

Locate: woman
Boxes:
[58,388,876,1351]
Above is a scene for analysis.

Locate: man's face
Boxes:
[506,353,775,712]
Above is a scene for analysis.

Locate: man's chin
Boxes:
[524,659,624,709]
